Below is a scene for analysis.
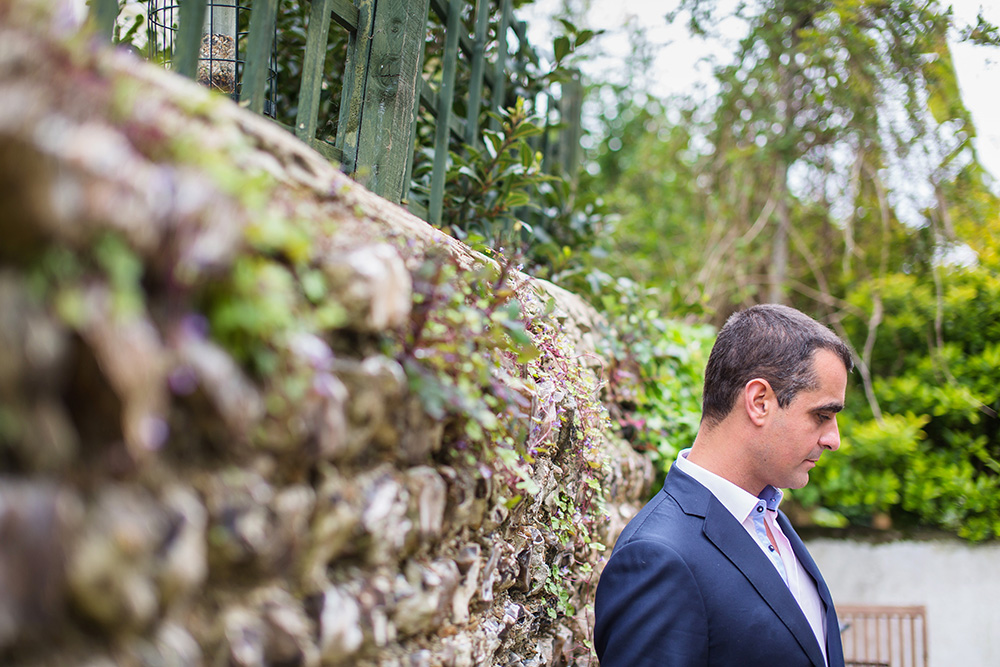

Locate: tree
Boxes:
[580,0,1000,539]
[587,0,980,317]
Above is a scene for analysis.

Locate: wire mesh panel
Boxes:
[839,605,928,667]
[147,0,277,116]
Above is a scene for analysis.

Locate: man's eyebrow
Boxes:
[811,402,844,414]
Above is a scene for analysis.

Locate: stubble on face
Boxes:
[755,349,848,492]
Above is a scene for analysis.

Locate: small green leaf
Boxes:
[483,130,504,158]
[505,192,531,209]
[554,36,571,63]
[496,446,520,467]
[465,419,484,441]
[516,344,541,363]
[576,29,596,47]
[516,477,541,495]
[557,18,577,34]
[457,164,483,184]
[301,270,327,303]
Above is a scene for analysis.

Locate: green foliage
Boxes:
[92,233,146,316]
[587,0,976,315]
[25,232,147,334]
[113,1,144,48]
[420,98,555,253]
[579,274,715,490]
[400,252,532,450]
[549,18,602,75]
[583,98,718,314]
[949,162,1000,272]
[196,206,345,379]
[203,255,298,375]
[799,266,1000,540]
[797,412,927,517]
[270,0,351,134]
[544,487,604,618]
[578,0,1000,544]
[393,247,612,626]
[411,7,608,285]
[959,11,1000,46]
[396,245,608,498]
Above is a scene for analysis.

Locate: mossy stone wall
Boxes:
[0,4,651,665]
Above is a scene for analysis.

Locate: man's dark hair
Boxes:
[701,304,854,426]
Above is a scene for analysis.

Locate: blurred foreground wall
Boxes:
[0,3,652,665]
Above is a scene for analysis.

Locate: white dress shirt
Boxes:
[676,448,828,665]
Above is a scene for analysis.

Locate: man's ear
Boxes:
[744,378,772,426]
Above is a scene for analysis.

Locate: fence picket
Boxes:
[240,0,279,114]
[399,0,432,202]
[428,0,463,224]
[337,0,375,176]
[91,0,119,41]
[490,0,512,131]
[558,72,583,184]
[175,0,208,80]
[330,0,360,30]
[92,0,583,226]
[296,0,336,145]
[465,0,490,146]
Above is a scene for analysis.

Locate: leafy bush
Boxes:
[798,266,1000,540]
[412,99,555,255]
[579,274,715,492]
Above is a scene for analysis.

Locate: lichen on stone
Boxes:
[0,3,652,664]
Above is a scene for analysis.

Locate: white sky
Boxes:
[522,0,1000,184]
[949,4,1000,182]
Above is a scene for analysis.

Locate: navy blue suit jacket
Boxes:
[594,464,844,667]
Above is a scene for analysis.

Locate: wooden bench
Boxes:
[839,605,928,667]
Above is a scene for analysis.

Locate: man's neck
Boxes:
[687,425,763,496]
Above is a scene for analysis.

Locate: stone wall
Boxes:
[0,3,651,666]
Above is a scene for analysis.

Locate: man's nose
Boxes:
[820,419,841,451]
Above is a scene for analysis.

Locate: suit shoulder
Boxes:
[594,534,710,664]
[613,487,693,551]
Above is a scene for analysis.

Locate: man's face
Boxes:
[754,348,848,491]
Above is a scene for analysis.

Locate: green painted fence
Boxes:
[90,0,582,227]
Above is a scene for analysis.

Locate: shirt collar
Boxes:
[675,448,783,523]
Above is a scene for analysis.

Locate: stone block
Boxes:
[0,481,79,650]
[318,585,364,665]
[322,244,412,333]
[67,484,206,633]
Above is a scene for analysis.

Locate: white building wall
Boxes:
[805,537,1000,667]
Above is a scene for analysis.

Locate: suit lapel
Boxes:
[780,513,845,667]
[668,467,828,667]
[780,513,832,607]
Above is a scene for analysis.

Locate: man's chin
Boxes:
[787,472,810,490]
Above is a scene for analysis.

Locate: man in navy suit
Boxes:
[594,304,851,667]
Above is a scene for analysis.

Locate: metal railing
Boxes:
[88,0,582,226]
